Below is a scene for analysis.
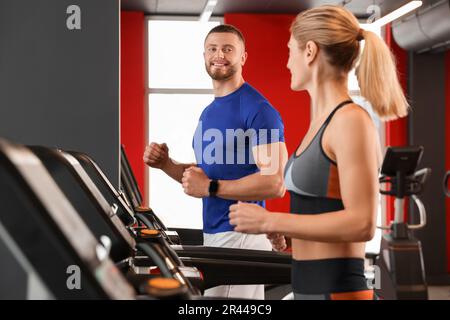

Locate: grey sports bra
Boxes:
[284,100,353,214]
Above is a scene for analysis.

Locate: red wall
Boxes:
[120,11,147,203]
[225,14,311,213]
[446,50,450,273]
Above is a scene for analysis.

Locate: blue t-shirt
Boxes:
[192,83,285,234]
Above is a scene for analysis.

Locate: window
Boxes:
[148,19,220,229]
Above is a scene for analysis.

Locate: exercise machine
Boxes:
[375,146,430,300]
[28,145,291,293]
[71,149,291,289]
[121,145,204,245]
[0,139,135,299]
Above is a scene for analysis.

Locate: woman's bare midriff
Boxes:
[291,238,366,261]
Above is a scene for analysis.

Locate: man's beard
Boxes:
[205,62,238,81]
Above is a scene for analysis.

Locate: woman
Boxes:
[229,5,408,300]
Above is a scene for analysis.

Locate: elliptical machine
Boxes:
[375,146,431,300]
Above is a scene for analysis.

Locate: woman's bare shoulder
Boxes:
[331,103,377,132]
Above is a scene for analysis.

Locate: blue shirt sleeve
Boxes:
[246,102,285,148]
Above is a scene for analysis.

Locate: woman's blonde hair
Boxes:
[290,5,409,120]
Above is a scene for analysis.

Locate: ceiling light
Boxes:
[371,1,422,28]
[200,0,218,22]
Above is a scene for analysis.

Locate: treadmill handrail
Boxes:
[58,151,137,249]
[68,151,137,227]
[121,145,143,206]
[172,245,292,264]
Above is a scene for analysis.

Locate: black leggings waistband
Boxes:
[291,257,368,295]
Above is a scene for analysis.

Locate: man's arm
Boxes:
[215,142,288,201]
[215,103,288,201]
[182,142,287,200]
[162,158,196,183]
[143,142,195,183]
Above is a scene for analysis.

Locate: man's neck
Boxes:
[212,76,245,98]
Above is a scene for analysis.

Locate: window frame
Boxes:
[145,16,222,228]
[146,15,224,95]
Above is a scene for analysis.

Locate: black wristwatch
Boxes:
[208,180,219,197]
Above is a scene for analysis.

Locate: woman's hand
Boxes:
[229,201,271,234]
[266,233,287,252]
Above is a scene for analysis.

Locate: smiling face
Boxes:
[204,32,247,81]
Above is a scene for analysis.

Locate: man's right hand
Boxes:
[266,233,287,252]
[143,142,169,169]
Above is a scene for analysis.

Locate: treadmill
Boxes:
[0,139,135,299]
[119,146,291,263]
[28,146,291,293]
[27,145,203,295]
[121,145,204,245]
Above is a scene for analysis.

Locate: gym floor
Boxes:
[429,287,450,300]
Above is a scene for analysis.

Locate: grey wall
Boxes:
[0,230,28,299]
[409,52,450,283]
[0,0,120,186]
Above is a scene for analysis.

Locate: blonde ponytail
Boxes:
[357,30,409,120]
[291,5,409,121]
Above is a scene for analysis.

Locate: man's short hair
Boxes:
[205,24,246,47]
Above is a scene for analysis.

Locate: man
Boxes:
[143,24,288,299]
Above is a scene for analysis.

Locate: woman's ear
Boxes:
[305,40,318,65]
